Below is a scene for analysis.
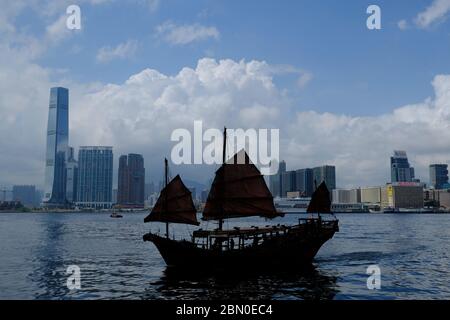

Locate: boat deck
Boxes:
[192,218,336,239]
[193,224,290,238]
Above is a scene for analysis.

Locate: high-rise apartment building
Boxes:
[313,165,336,191]
[77,147,113,209]
[295,168,313,197]
[281,171,296,197]
[269,160,286,198]
[117,154,145,206]
[270,162,336,198]
[430,164,449,190]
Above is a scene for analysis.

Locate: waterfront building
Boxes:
[281,171,296,197]
[313,165,336,191]
[269,160,286,198]
[117,154,145,207]
[360,186,382,205]
[43,87,69,205]
[391,151,415,183]
[332,189,349,204]
[65,147,78,204]
[424,189,450,210]
[117,156,129,205]
[295,168,313,197]
[331,203,369,213]
[429,164,449,190]
[381,182,423,209]
[269,162,336,198]
[279,160,286,174]
[269,174,280,198]
[271,163,336,198]
[437,190,450,209]
[332,188,361,204]
[287,191,301,199]
[12,185,39,208]
[77,147,113,209]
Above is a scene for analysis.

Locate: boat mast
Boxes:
[164,158,169,238]
[219,127,226,231]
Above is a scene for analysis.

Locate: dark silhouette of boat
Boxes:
[143,128,339,269]
[110,208,123,218]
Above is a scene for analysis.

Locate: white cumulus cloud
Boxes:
[67,60,450,188]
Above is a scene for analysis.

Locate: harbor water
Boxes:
[0,212,449,300]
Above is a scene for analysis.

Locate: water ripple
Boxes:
[1,212,450,299]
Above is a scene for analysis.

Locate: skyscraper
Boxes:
[313,165,336,191]
[430,164,449,189]
[77,147,113,209]
[118,155,129,204]
[269,160,286,197]
[296,168,313,197]
[43,87,69,205]
[279,160,286,174]
[391,150,415,183]
[65,147,78,204]
[281,171,296,197]
[117,154,145,206]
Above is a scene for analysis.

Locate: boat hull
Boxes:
[143,220,339,269]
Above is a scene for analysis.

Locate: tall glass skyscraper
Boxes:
[77,147,113,209]
[313,165,336,191]
[296,168,313,197]
[391,150,415,183]
[43,87,69,205]
[430,164,449,189]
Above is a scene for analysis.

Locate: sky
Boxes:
[1,0,450,190]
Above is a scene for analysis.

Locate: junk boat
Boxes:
[143,128,339,269]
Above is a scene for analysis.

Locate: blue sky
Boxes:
[19,0,450,116]
[2,0,450,188]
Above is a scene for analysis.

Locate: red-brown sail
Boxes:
[307,181,332,213]
[202,150,281,221]
[144,175,199,226]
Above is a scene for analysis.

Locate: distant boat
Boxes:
[143,128,339,269]
[110,209,123,218]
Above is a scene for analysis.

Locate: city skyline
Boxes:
[2,1,450,189]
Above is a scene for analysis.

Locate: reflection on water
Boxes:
[144,265,338,300]
[30,216,70,299]
[2,212,450,299]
